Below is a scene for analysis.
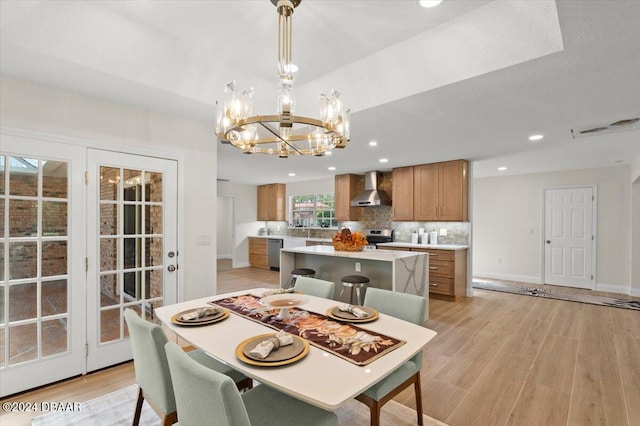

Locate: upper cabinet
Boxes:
[257,183,286,221]
[334,174,362,221]
[392,160,468,222]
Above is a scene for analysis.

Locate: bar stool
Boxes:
[287,268,316,289]
[339,275,370,305]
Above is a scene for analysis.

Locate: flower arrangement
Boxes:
[332,228,368,252]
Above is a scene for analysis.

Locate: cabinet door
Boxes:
[257,185,269,221]
[413,163,439,221]
[438,160,468,221]
[334,174,361,221]
[268,184,286,221]
[391,166,414,220]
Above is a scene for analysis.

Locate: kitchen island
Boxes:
[280,246,429,316]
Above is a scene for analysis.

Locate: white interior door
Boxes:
[0,134,85,396]
[86,150,177,371]
[544,187,594,289]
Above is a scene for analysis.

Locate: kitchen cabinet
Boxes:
[381,246,467,301]
[248,237,269,269]
[334,174,362,221]
[257,183,286,221]
[392,159,468,222]
[392,166,414,221]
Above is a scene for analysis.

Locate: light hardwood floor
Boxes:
[2,260,638,425]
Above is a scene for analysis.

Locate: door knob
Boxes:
[546,240,551,244]
[167,264,176,272]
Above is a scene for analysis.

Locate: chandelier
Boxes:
[216,0,350,158]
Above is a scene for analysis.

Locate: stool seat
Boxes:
[340,275,370,305]
[292,268,316,276]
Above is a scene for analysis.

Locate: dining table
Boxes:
[154,288,437,411]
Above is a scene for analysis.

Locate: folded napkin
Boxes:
[180,307,219,321]
[263,287,296,296]
[248,330,294,359]
[338,303,368,318]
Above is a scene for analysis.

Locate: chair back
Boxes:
[124,309,175,414]
[294,276,336,299]
[165,342,251,426]
[363,288,426,367]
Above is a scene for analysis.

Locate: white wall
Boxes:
[217,181,261,267]
[632,177,640,296]
[0,76,217,300]
[216,196,233,259]
[287,177,334,196]
[473,166,632,293]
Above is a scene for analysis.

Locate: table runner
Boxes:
[211,294,405,366]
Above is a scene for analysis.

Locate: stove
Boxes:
[362,228,393,249]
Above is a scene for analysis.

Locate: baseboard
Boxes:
[233,261,250,268]
[630,287,640,297]
[595,282,632,295]
[473,272,541,284]
[217,254,232,259]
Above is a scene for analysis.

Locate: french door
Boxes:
[0,134,86,396]
[544,187,595,289]
[86,149,178,371]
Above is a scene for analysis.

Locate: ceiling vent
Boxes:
[571,117,640,138]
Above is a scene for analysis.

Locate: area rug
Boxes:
[473,281,640,311]
[32,384,448,426]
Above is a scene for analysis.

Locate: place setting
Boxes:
[325,303,379,323]
[235,330,309,367]
[171,306,229,326]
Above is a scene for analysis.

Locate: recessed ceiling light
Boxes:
[419,0,442,8]
[613,160,624,163]
[497,166,507,171]
[288,173,296,177]
[328,166,336,171]
[379,158,389,163]
[369,140,378,147]
[528,134,544,141]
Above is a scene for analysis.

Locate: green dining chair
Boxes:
[164,342,338,426]
[293,276,336,299]
[357,287,427,426]
[124,309,252,426]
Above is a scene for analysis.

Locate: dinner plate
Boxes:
[171,308,229,326]
[236,333,309,367]
[325,306,379,323]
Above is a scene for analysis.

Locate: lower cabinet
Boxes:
[248,237,269,269]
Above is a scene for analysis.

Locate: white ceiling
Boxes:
[1,0,639,184]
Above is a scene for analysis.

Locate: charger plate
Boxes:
[325,306,379,323]
[171,308,229,326]
[236,333,309,367]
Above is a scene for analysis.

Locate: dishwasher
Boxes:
[267,238,283,271]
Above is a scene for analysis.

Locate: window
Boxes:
[290,193,336,228]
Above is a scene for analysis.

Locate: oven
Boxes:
[362,228,393,249]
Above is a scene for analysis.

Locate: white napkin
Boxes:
[249,330,294,359]
[180,307,219,321]
[338,303,368,318]
[263,287,296,296]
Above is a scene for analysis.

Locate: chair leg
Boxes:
[414,373,424,426]
[161,413,177,426]
[132,387,144,426]
[355,393,381,426]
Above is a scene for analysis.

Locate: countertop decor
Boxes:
[332,229,367,252]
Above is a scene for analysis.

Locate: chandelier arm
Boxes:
[258,121,303,155]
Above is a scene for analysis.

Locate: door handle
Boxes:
[546,240,551,244]
[167,264,177,272]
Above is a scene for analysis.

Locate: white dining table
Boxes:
[154,288,437,411]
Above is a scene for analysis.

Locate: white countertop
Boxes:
[250,235,332,243]
[281,245,426,261]
[377,242,468,250]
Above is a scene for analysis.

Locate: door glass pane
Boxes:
[9,157,38,196]
[147,270,163,300]
[42,161,68,198]
[42,318,67,357]
[9,323,37,365]
[100,203,118,235]
[9,200,37,237]
[42,279,68,316]
[42,241,67,277]
[43,201,67,236]
[9,282,37,321]
[0,284,5,325]
[145,205,162,234]
[9,242,37,279]
[123,169,142,201]
[100,308,121,343]
[124,238,142,269]
[100,238,118,272]
[0,155,5,195]
[0,328,5,367]
[100,274,119,307]
[0,243,4,281]
[146,172,163,202]
[123,204,140,235]
[124,271,143,301]
[100,167,120,201]
[0,202,4,238]
[145,237,162,267]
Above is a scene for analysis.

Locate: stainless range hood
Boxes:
[350,171,391,207]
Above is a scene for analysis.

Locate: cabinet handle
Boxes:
[429,266,437,270]
[430,283,438,287]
